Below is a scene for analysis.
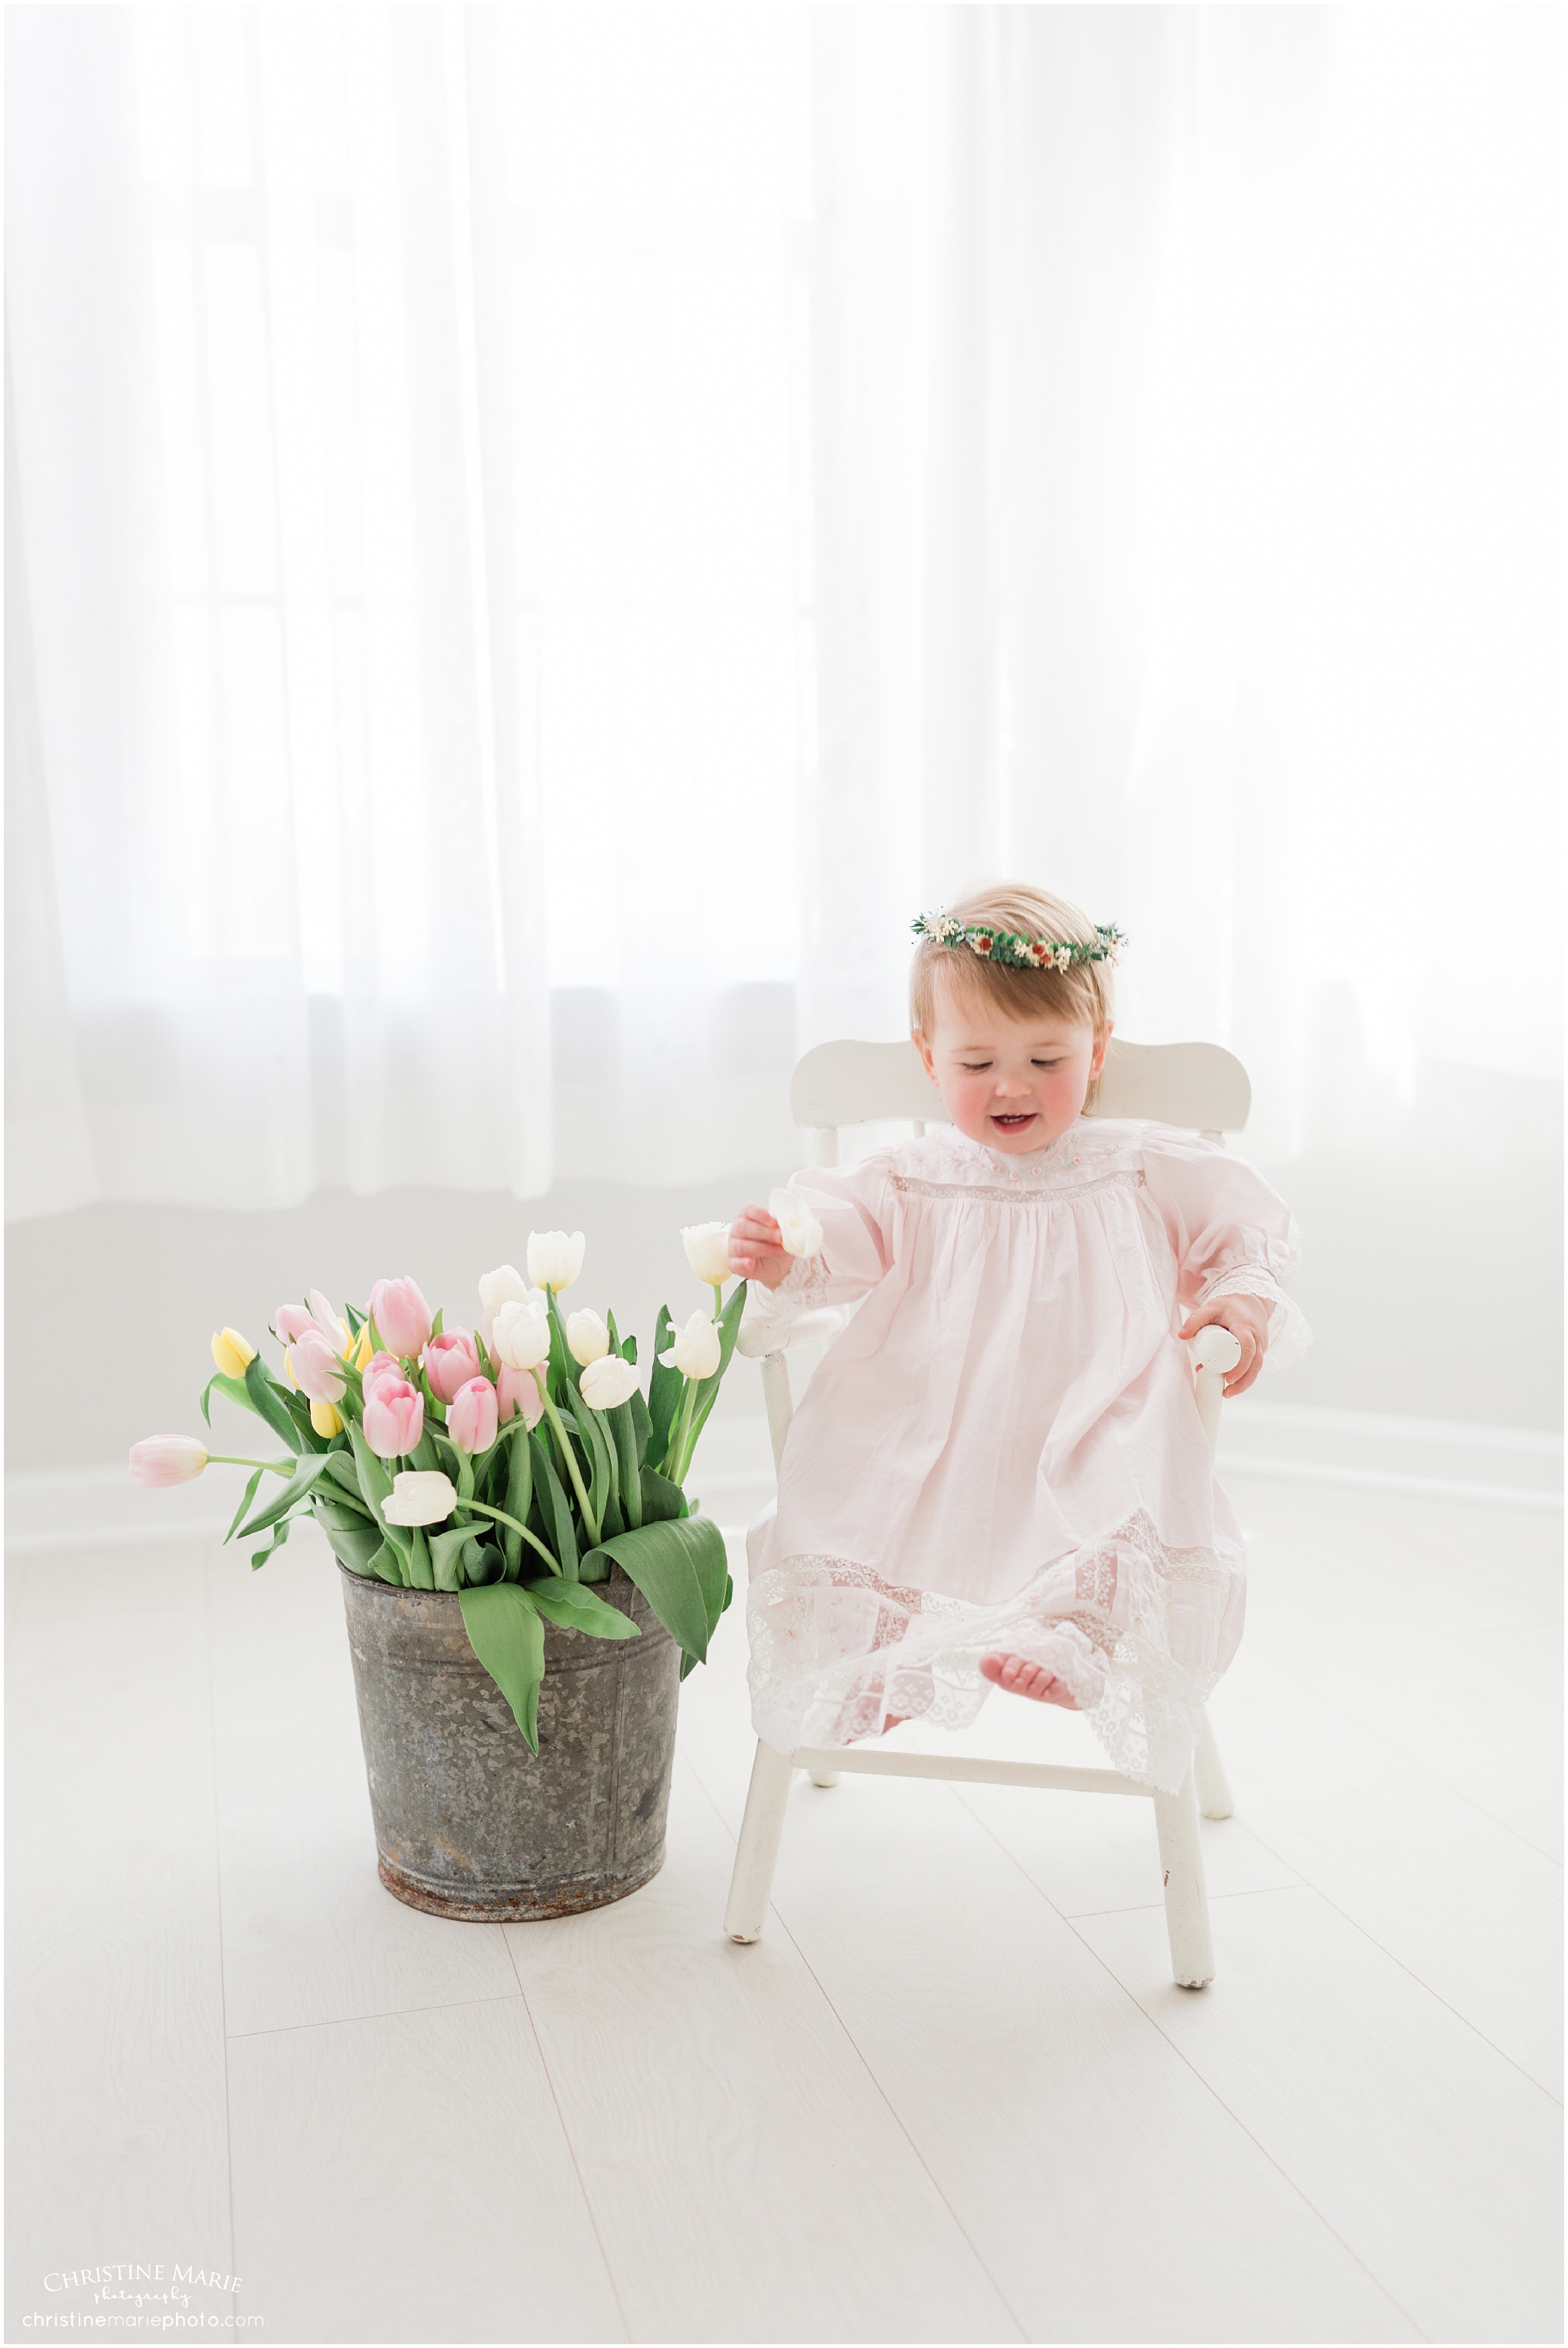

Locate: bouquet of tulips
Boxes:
[129,1221,749,1752]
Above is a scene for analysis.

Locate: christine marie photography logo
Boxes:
[22,2260,263,2332]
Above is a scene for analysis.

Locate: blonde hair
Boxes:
[910,881,1116,1042]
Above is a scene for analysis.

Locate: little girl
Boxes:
[727,883,1309,1794]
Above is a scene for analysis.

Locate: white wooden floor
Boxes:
[5,1474,1562,2344]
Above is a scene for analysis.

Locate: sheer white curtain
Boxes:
[7,4,1561,1220]
[803,4,1564,1164]
[6,2,811,1216]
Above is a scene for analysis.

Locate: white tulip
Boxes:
[579,1354,641,1412]
[681,1221,733,1286]
[492,1298,551,1372]
[382,1470,458,1527]
[659,1310,723,1381]
[528,1229,586,1292]
[566,1309,611,1367]
[479,1263,531,1320]
[769,1186,825,1259]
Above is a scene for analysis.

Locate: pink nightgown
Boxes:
[740,1115,1310,1792]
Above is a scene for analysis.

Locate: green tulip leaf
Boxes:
[406,1526,436,1589]
[580,1514,731,1670]
[275,1382,330,1454]
[607,1402,643,1530]
[365,1539,407,1586]
[224,1467,265,1545]
[348,1423,394,1523]
[531,1435,579,1582]
[567,1402,614,1532]
[324,1452,375,1511]
[243,1354,307,1455]
[639,1465,686,1526]
[201,1370,254,1429]
[465,1540,507,1586]
[426,1520,477,1592]
[501,1418,534,1576]
[647,1305,681,1468]
[235,1452,336,1541]
[525,1579,641,1641]
[250,1513,295,1573]
[459,1583,545,1753]
[312,1500,384,1575]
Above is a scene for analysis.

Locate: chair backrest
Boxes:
[789,1037,1250,1160]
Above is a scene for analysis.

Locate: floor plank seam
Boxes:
[946,1774,1435,2342]
[499,1928,633,2346]
[1063,1883,1313,1922]
[1207,1817,1566,2110]
[1236,1647,1564,1868]
[678,1755,1032,2347]
[224,1987,526,2042]
[1061,1907,1436,2345]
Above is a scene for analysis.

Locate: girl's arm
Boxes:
[728,1158,895,1325]
[1142,1129,1312,1396]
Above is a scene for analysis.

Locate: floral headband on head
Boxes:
[911,911,1126,972]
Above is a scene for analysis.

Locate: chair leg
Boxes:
[1152,1764,1215,1988]
[809,1769,839,1788]
[1194,1707,1233,1821]
[724,1741,796,1943]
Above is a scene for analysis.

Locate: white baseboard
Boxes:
[6,1401,1560,1560]
[1215,1400,1562,1510]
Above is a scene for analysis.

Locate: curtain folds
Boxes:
[6,4,1561,1218]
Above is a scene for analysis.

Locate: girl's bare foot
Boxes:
[980,1652,1080,1708]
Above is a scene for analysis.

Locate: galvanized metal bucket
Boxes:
[338,1563,681,1921]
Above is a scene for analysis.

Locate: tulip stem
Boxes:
[456,1498,560,1572]
[537,1390,600,1546]
[211,1453,297,1477]
[710,1282,724,1324]
[668,1376,699,1487]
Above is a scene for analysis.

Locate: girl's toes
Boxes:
[982,1652,1080,1708]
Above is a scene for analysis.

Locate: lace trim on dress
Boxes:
[746,1507,1240,1793]
[1194,1265,1312,1373]
[737,1246,833,1330]
[890,1169,1145,1207]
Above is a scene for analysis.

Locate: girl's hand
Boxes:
[730,1204,792,1291]
[1178,1293,1272,1398]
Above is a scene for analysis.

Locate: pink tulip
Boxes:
[361,1350,408,1402]
[275,1304,315,1344]
[129,1434,207,1487]
[447,1376,499,1456]
[496,1363,545,1429]
[362,1380,425,1460]
[309,1288,348,1344]
[291,1326,347,1403]
[424,1327,482,1405]
[369,1276,433,1361]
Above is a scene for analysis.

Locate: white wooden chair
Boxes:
[724,1035,1252,1988]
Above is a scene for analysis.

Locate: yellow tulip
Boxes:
[349,1323,374,1370]
[283,1349,297,1390]
[211,1327,256,1380]
[309,1398,345,1438]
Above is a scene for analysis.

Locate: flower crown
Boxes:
[911,910,1126,972]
